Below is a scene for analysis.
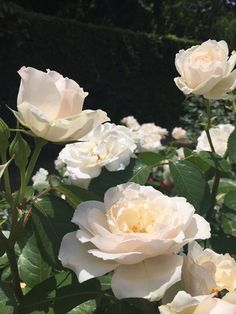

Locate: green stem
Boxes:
[25,138,46,186]
[205,101,215,153]
[0,230,23,301]
[204,100,220,222]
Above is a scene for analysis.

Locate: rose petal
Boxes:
[111,255,183,301]
[59,232,118,282]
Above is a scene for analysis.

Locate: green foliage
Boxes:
[228,130,236,164]
[180,96,235,144]
[169,160,211,215]
[0,281,17,314]
[31,195,77,268]
[0,9,195,130]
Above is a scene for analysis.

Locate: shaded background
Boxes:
[0,0,236,176]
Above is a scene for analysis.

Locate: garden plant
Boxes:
[0,39,236,313]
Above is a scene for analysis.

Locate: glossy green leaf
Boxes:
[169,160,211,215]
[198,151,231,173]
[0,281,17,314]
[18,272,101,314]
[18,234,51,288]
[90,159,150,196]
[228,130,236,164]
[129,161,151,185]
[54,185,102,208]
[67,300,96,313]
[137,152,165,166]
[220,191,236,237]
[31,195,76,268]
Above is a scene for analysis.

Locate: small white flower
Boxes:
[32,168,49,188]
[196,124,234,156]
[120,116,140,130]
[172,127,188,143]
[56,123,136,185]
[134,123,168,153]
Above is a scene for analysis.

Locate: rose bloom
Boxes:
[59,183,210,300]
[159,291,236,314]
[196,124,234,156]
[174,39,236,99]
[182,241,236,296]
[15,67,108,142]
[56,123,136,187]
[32,168,49,188]
[120,115,140,130]
[133,123,168,153]
[172,127,188,144]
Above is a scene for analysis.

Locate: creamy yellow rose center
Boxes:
[106,199,163,234]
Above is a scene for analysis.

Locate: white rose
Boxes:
[159,291,236,314]
[56,123,136,185]
[120,116,140,130]
[196,124,234,156]
[172,127,188,143]
[182,241,236,296]
[32,168,49,188]
[174,40,236,99]
[59,183,210,300]
[133,123,168,153]
[15,67,109,142]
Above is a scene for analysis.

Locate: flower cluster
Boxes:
[1,38,236,314]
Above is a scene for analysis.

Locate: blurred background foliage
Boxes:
[0,0,236,169]
[1,0,236,125]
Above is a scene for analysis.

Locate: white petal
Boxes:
[204,69,236,99]
[58,232,118,282]
[17,66,61,120]
[184,214,211,242]
[111,255,183,301]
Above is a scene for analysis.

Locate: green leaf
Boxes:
[137,152,165,166]
[54,185,102,208]
[183,147,192,158]
[18,272,101,314]
[67,300,96,313]
[129,162,151,185]
[169,160,211,215]
[208,178,236,195]
[90,159,150,196]
[31,195,76,268]
[228,130,236,164]
[220,191,236,237]
[198,151,231,174]
[0,281,17,314]
[18,234,51,288]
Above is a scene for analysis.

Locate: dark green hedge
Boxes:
[0,9,195,129]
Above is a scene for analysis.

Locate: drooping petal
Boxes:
[59,232,118,282]
[111,255,183,301]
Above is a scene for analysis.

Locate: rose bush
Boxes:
[174,39,236,99]
[15,67,109,142]
[159,291,236,314]
[59,182,210,300]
